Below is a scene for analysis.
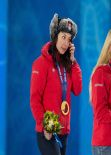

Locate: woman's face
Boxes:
[56,32,72,55]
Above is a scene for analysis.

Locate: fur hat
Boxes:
[50,13,77,41]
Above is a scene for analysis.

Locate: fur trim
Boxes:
[49,13,77,41]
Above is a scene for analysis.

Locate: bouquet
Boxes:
[43,111,62,134]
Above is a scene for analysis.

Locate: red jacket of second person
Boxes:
[91,64,111,146]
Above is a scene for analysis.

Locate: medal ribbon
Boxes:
[56,63,67,101]
[53,133,62,148]
[55,63,68,147]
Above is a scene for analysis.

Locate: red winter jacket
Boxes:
[91,64,111,146]
[30,42,82,134]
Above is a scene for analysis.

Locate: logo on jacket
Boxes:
[32,70,39,74]
[94,83,104,87]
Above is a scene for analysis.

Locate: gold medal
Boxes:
[61,101,69,115]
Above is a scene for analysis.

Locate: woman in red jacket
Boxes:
[89,30,111,155]
[30,13,82,155]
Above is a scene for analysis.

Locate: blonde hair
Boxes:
[89,29,111,101]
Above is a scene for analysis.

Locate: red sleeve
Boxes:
[91,67,111,123]
[30,57,48,130]
[71,61,82,95]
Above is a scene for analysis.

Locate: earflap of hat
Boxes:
[50,13,60,41]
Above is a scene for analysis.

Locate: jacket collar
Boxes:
[41,42,53,62]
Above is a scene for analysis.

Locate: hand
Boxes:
[69,43,75,62]
[44,130,52,140]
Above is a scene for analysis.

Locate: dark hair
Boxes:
[48,42,72,73]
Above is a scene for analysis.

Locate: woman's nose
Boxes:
[64,40,69,47]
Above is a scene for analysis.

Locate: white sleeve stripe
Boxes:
[94,83,104,87]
